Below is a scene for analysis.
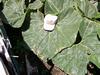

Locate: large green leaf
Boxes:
[22,6,82,60]
[53,19,100,75]
[2,0,26,28]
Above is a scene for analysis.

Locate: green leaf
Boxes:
[53,19,100,75]
[53,44,89,75]
[22,7,82,60]
[44,0,74,15]
[79,0,97,18]
[93,12,100,19]
[0,0,1,3]
[80,21,100,68]
[28,0,43,10]
[2,0,25,28]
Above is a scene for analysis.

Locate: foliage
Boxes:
[1,0,100,75]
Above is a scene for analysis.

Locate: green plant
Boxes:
[1,0,100,75]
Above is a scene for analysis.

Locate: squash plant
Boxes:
[1,0,100,75]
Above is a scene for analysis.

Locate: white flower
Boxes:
[44,14,58,31]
